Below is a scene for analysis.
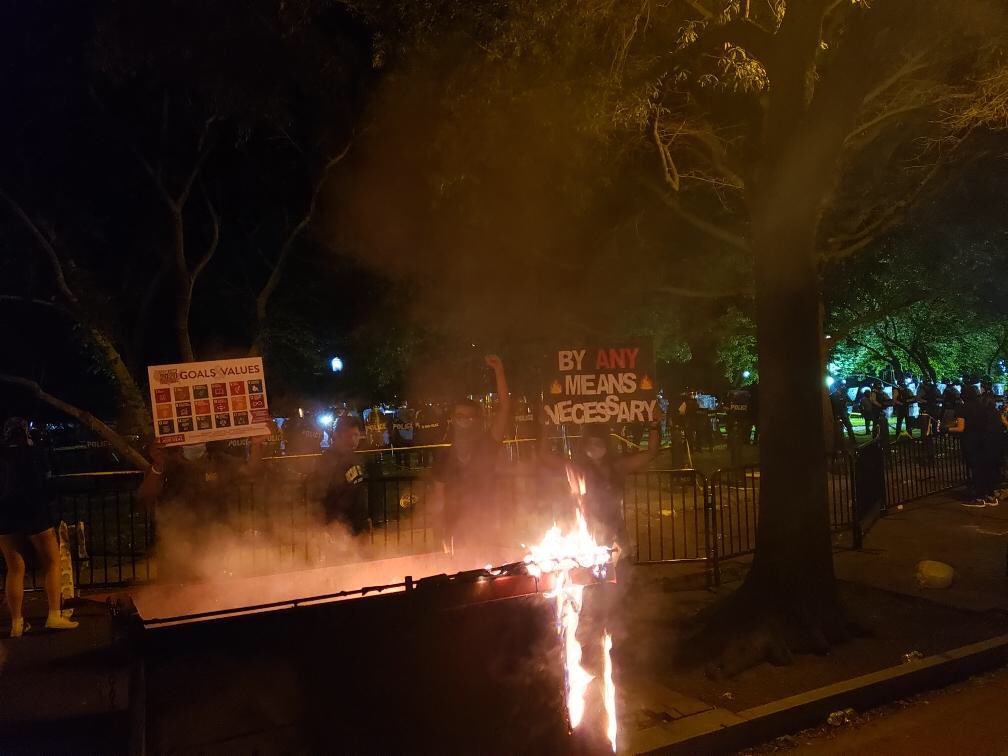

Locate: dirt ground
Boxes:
[617,570,1008,713]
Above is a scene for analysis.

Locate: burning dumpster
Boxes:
[116,540,616,754]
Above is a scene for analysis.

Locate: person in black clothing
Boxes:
[430,355,511,549]
[0,418,78,637]
[941,380,962,427]
[747,382,760,445]
[948,385,1006,507]
[871,380,892,440]
[725,388,754,469]
[315,416,368,534]
[892,380,914,436]
[916,379,941,436]
[677,392,701,452]
[830,379,856,444]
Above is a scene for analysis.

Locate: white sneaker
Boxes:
[962,499,987,508]
[9,619,29,638]
[44,615,79,631]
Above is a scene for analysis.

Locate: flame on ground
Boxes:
[603,631,616,752]
[523,498,617,750]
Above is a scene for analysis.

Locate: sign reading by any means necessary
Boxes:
[544,346,658,425]
[147,357,272,446]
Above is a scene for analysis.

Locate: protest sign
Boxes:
[147,357,272,446]
[543,345,657,425]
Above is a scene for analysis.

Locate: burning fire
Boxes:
[523,476,618,751]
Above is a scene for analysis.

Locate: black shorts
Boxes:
[0,498,55,536]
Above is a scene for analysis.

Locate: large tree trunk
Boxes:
[748,197,838,617]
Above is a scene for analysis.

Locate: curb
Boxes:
[638,633,1008,755]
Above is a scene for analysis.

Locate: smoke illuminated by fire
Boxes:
[523,474,618,751]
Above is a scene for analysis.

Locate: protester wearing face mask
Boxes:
[137,433,267,580]
[541,418,662,550]
[430,355,511,548]
[0,418,79,637]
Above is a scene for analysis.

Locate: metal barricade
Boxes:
[622,469,709,563]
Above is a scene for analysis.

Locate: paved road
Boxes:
[792,665,1008,755]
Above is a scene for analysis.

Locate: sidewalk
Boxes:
[0,595,128,753]
[834,491,1008,613]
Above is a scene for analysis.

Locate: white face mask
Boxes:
[182,443,208,462]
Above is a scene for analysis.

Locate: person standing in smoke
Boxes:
[430,355,510,549]
[539,415,662,552]
[314,416,368,535]
[137,435,267,580]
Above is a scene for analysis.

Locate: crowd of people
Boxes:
[830,375,1008,507]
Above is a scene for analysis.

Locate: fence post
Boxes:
[703,473,720,588]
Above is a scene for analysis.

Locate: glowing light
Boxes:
[317,413,334,427]
[826,376,835,388]
[329,356,344,373]
[742,370,751,379]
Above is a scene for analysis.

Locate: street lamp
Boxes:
[742,370,751,379]
[329,356,344,373]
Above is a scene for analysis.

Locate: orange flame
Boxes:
[524,471,617,749]
[603,631,617,752]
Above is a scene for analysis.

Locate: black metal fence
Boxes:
[2,433,974,592]
[622,434,970,585]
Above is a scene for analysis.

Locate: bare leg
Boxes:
[29,529,77,629]
[0,536,26,633]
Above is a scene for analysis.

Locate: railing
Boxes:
[2,433,974,592]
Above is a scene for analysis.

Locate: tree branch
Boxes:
[643,179,751,252]
[0,374,150,471]
[684,17,775,66]
[822,159,946,263]
[0,187,78,304]
[828,294,928,344]
[192,184,220,282]
[253,138,353,343]
[134,149,178,211]
[652,113,681,192]
[844,102,929,144]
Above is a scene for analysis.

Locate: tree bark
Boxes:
[747,192,839,621]
[171,209,197,362]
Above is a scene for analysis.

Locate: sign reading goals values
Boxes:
[147,357,272,446]
[544,345,658,425]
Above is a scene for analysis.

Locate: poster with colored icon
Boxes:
[147,357,272,446]
[543,345,657,425]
